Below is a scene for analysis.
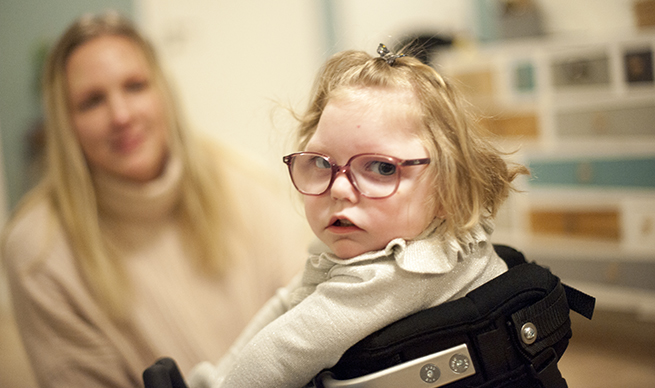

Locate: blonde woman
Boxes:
[1,11,309,388]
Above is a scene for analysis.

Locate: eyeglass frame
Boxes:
[282,152,431,199]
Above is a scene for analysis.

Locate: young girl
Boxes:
[185,44,528,388]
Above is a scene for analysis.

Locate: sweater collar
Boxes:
[93,157,183,221]
[314,218,494,274]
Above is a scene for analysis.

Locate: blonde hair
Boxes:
[295,49,529,239]
[4,12,238,321]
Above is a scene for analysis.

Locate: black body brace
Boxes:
[314,245,595,388]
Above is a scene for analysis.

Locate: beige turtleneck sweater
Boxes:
[2,149,311,388]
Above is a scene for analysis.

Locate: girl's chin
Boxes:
[328,242,382,260]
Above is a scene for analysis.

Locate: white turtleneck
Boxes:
[93,155,183,222]
[189,219,507,388]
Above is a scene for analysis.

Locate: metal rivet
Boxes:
[449,354,471,374]
[521,322,537,345]
[420,363,440,383]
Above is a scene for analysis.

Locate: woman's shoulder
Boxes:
[2,192,63,276]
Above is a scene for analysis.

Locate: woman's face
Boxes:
[66,34,169,182]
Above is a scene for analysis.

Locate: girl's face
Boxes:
[66,35,169,182]
[303,87,436,259]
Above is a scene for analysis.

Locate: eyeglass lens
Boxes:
[288,154,400,198]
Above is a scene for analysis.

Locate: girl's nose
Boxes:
[330,171,359,203]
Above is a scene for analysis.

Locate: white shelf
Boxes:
[440,33,655,314]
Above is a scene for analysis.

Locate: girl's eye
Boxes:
[369,161,397,176]
[313,156,331,169]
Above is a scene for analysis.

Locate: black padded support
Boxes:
[321,245,595,388]
[493,244,527,268]
[143,358,188,388]
[563,284,596,320]
[511,282,572,357]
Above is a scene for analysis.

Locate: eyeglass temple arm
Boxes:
[400,158,430,166]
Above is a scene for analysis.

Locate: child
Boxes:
[186,44,528,388]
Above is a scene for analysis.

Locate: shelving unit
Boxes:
[436,32,655,319]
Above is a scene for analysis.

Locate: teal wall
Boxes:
[528,157,655,188]
[0,0,134,211]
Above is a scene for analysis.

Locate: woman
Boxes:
[1,11,309,388]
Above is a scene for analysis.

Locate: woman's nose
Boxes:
[109,93,132,127]
[330,170,359,202]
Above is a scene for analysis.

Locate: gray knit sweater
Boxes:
[189,220,507,388]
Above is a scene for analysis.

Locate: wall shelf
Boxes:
[437,32,655,316]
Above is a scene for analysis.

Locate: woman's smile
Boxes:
[112,131,145,154]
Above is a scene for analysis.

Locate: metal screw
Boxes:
[521,322,537,345]
[420,364,440,383]
[449,354,471,374]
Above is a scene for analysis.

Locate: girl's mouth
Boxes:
[332,218,355,227]
[327,217,360,233]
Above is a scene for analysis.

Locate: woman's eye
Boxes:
[369,161,397,176]
[125,79,148,92]
[77,93,104,111]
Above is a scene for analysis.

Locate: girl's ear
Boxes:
[424,195,445,219]
[434,204,446,219]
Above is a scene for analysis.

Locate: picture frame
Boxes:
[624,48,654,84]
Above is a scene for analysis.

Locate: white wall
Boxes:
[331,0,638,50]
[137,0,324,178]
[133,1,490,175]
[133,0,640,176]
[332,1,477,51]
[536,0,636,38]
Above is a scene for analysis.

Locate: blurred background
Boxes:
[1,0,654,387]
